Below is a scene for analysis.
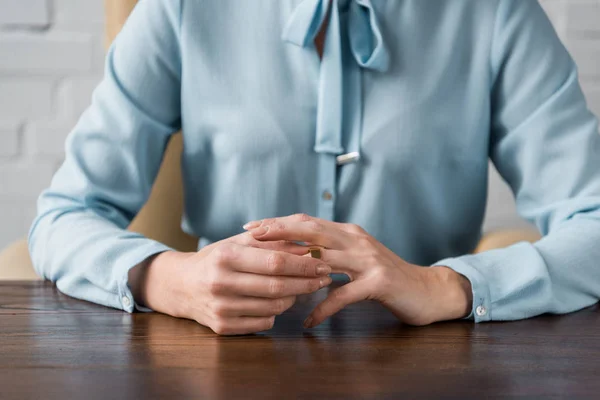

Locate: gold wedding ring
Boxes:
[308,247,322,259]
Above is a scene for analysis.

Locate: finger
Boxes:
[304,248,363,277]
[226,272,332,298]
[246,218,350,249]
[245,236,310,256]
[219,244,332,277]
[211,296,296,318]
[223,232,309,256]
[244,213,340,231]
[303,281,368,328]
[210,316,276,336]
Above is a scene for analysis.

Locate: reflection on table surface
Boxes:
[1,281,599,399]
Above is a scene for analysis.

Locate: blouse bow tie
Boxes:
[282,0,390,72]
[281,0,390,220]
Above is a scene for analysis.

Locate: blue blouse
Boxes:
[29,0,600,322]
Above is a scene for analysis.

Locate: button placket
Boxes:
[282,0,390,222]
[317,154,337,220]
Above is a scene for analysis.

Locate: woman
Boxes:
[29,0,600,335]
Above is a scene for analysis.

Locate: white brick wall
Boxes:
[0,0,103,249]
[0,0,50,27]
[0,0,598,250]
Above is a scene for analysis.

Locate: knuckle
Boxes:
[213,243,237,264]
[299,260,314,277]
[357,234,373,246]
[273,222,287,232]
[210,300,228,317]
[262,218,276,225]
[268,278,286,297]
[307,221,324,232]
[239,232,255,245]
[266,253,286,275]
[294,213,312,222]
[207,270,226,294]
[211,321,230,336]
[365,250,380,265]
[347,223,366,235]
[370,266,391,286]
[208,278,225,295]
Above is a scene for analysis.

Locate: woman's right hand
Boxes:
[129,232,332,335]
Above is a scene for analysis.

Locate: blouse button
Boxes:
[475,305,487,317]
[122,296,132,308]
[322,190,333,201]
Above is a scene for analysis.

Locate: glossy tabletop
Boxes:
[1,281,599,399]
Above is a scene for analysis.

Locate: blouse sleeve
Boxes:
[28,0,183,312]
[436,0,600,322]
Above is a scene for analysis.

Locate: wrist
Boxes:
[427,266,473,322]
[128,250,193,316]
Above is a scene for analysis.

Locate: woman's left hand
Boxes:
[244,214,473,328]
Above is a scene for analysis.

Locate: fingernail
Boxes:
[249,225,269,237]
[303,316,313,328]
[320,276,332,288]
[243,221,262,230]
[316,265,331,276]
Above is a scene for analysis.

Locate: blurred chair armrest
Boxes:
[475,229,541,254]
[0,239,40,280]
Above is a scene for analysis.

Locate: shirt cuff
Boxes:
[115,240,173,313]
[433,257,492,322]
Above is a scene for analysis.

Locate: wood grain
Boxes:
[1,281,599,399]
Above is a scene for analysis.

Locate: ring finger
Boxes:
[305,247,363,277]
[248,219,350,249]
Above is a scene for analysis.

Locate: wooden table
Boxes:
[1,281,599,399]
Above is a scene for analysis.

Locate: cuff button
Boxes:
[476,305,487,317]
